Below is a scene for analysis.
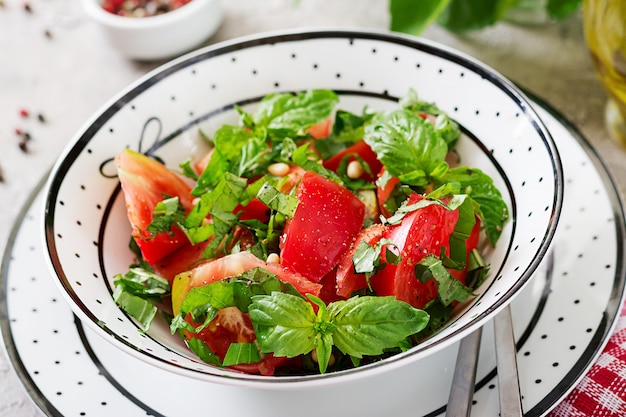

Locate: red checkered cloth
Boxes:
[549,303,626,416]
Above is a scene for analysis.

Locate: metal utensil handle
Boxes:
[446,326,483,417]
[494,305,523,416]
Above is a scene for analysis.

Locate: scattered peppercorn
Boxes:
[101,0,192,17]
[18,139,28,153]
[23,2,32,13]
[37,113,46,123]
[44,29,53,39]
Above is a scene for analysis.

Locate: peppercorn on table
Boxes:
[1,1,625,416]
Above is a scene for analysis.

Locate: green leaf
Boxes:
[112,285,158,330]
[389,0,452,35]
[364,109,448,187]
[437,0,518,32]
[400,89,461,147]
[414,254,473,306]
[254,90,339,138]
[146,196,186,237]
[222,343,262,366]
[327,296,430,358]
[249,292,318,358]
[187,337,223,366]
[256,182,299,217]
[546,0,581,19]
[193,125,256,195]
[113,267,169,299]
[436,167,509,245]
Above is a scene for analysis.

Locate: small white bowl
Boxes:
[81,0,223,61]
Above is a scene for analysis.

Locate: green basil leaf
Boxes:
[193,125,256,195]
[315,332,334,374]
[187,337,223,366]
[414,254,473,306]
[146,196,186,237]
[256,182,298,217]
[222,343,262,366]
[249,292,317,358]
[254,90,339,138]
[399,89,461,147]
[327,296,430,358]
[436,167,509,245]
[437,0,518,32]
[546,0,581,19]
[112,285,158,330]
[389,0,452,35]
[364,109,448,185]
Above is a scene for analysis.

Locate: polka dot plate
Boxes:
[1,96,623,416]
[38,29,562,387]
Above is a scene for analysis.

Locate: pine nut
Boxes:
[267,253,280,264]
[268,162,290,177]
[347,160,363,179]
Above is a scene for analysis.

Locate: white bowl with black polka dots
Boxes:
[41,29,563,388]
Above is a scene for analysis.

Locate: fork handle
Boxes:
[446,326,482,417]
[494,305,523,416]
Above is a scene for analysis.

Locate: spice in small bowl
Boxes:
[101,0,192,18]
[81,0,222,60]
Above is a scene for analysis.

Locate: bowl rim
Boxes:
[42,28,564,386]
[81,0,215,28]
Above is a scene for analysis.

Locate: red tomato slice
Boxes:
[234,197,270,222]
[376,168,401,218]
[152,241,209,283]
[369,194,475,309]
[335,224,386,298]
[307,117,333,139]
[279,171,366,283]
[115,149,195,264]
[323,140,383,181]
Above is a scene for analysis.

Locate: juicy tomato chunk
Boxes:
[171,251,322,316]
[234,197,270,222]
[115,149,195,264]
[152,241,209,284]
[376,168,401,218]
[323,140,383,181]
[335,224,386,298]
[307,117,333,139]
[279,171,366,283]
[369,194,475,309]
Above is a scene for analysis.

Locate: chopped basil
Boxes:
[187,337,222,366]
[223,343,262,367]
[112,286,158,330]
[256,182,298,217]
[112,266,170,331]
[435,166,509,246]
[414,254,473,306]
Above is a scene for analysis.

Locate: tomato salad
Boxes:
[113,89,509,376]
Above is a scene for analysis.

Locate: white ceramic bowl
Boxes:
[42,29,563,388]
[81,0,223,61]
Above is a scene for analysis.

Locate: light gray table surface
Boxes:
[1,1,624,416]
